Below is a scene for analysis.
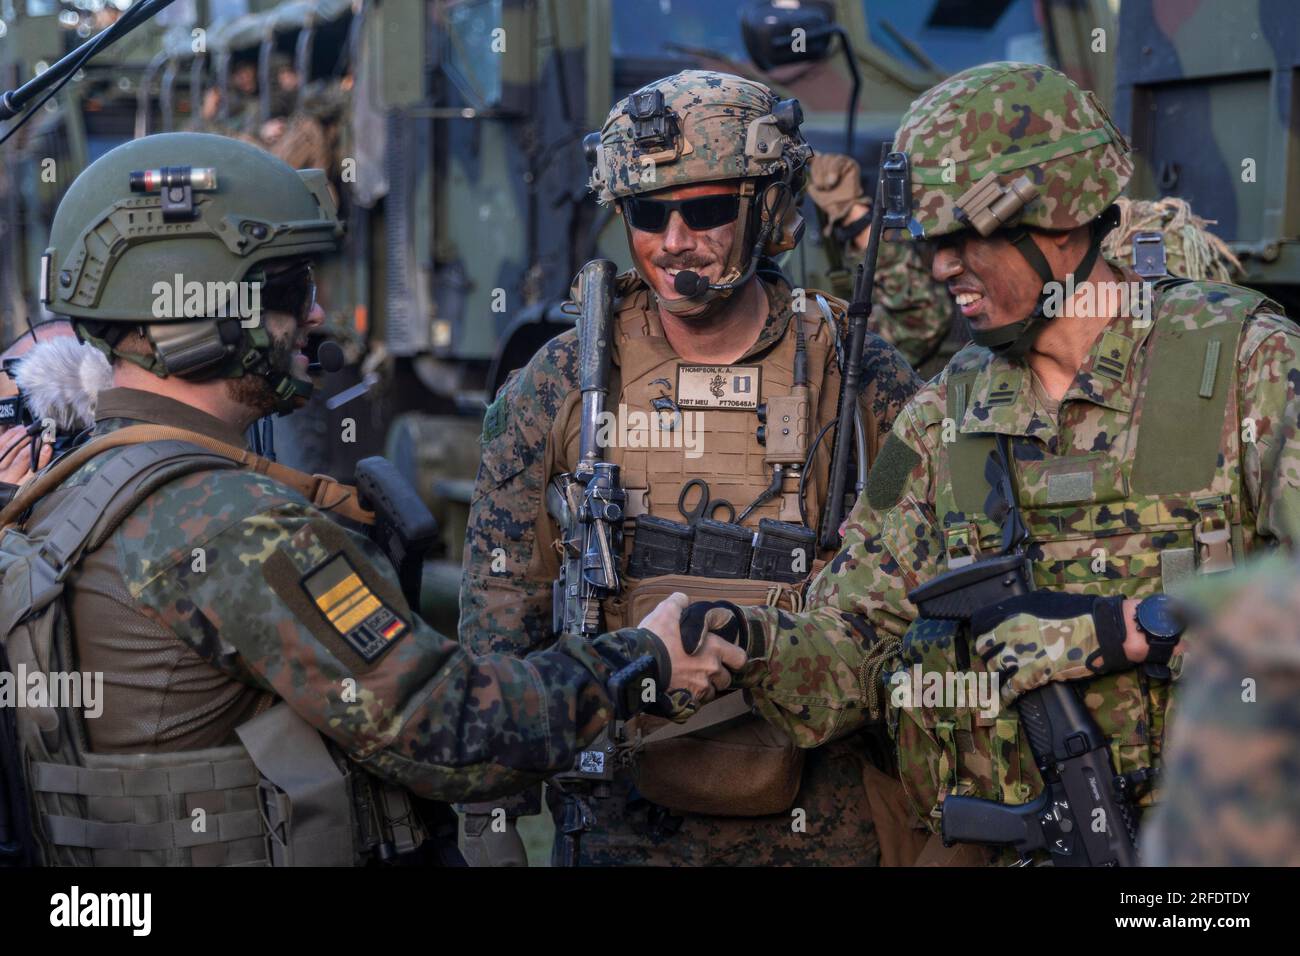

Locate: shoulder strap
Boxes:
[1,424,372,529]
[0,441,240,636]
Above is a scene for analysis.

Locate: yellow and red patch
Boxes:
[300,553,408,663]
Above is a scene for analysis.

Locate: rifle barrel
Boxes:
[819,143,891,550]
[576,259,617,467]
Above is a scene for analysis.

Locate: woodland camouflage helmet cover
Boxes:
[892,61,1132,240]
[587,71,811,316]
[587,69,812,203]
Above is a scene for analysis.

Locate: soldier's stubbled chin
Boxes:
[643,255,722,323]
[224,328,299,415]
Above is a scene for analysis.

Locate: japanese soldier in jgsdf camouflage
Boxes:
[0,132,736,867]
[458,70,922,867]
[644,61,1300,863]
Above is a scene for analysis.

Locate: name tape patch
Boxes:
[301,553,407,663]
[676,364,761,410]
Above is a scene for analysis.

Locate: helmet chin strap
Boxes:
[970,206,1121,359]
[238,324,313,416]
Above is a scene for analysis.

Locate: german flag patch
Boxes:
[300,553,408,663]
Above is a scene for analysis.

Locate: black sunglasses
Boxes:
[260,262,317,324]
[623,194,741,232]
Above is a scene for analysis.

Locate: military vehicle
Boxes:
[1114,0,1300,317]
[2,0,1138,630]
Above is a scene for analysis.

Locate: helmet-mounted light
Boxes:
[582,131,601,170]
[772,98,802,135]
[128,165,218,221]
[954,172,1040,237]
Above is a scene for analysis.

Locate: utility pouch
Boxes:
[688,518,753,579]
[750,518,816,583]
[627,515,694,578]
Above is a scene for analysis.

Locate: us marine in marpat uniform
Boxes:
[458,70,923,866]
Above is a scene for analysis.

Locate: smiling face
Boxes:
[930,230,1061,332]
[623,181,743,317]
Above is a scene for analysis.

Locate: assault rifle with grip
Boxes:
[546,259,657,866]
[905,437,1139,866]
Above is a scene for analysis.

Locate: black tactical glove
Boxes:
[679,600,751,655]
[971,591,1130,706]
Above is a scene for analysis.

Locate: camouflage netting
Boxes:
[1102,196,1242,282]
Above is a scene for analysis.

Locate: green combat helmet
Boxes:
[585,70,812,316]
[42,132,343,413]
[891,61,1133,356]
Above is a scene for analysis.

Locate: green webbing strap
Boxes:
[1130,289,1249,495]
[934,720,958,815]
[42,808,264,851]
[30,757,259,797]
[945,369,997,515]
[911,127,1115,183]
[235,703,357,867]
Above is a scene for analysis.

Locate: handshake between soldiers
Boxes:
[0,132,743,869]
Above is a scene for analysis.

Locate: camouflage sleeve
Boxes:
[120,471,666,803]
[1237,313,1300,545]
[867,240,952,369]
[458,334,578,656]
[1140,553,1300,866]
[857,330,923,445]
[734,394,942,746]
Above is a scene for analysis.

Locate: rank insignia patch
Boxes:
[301,553,408,663]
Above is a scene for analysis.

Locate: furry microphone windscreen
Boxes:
[12,336,114,431]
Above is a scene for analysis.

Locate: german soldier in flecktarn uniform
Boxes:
[636,62,1300,865]
[457,70,925,867]
[0,132,732,868]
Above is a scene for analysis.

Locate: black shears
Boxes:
[677,478,736,525]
